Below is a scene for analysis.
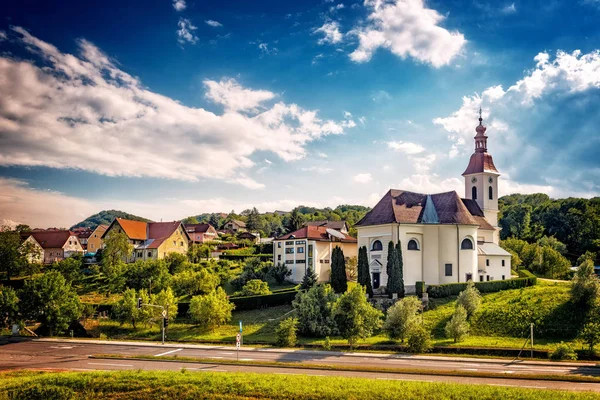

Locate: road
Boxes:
[1,338,599,393]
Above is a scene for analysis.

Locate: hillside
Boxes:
[71,210,151,229]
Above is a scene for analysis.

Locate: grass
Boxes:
[1,370,599,399]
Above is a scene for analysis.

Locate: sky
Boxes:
[1,0,600,228]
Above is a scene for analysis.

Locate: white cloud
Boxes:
[349,0,466,67]
[300,166,333,174]
[264,158,272,165]
[386,141,425,155]
[501,3,517,14]
[330,3,345,12]
[316,152,328,158]
[314,21,343,45]
[177,18,198,45]
[172,0,186,11]
[205,20,223,27]
[0,31,6,41]
[353,173,373,183]
[371,90,392,102]
[258,42,278,55]
[0,28,353,188]
[226,176,265,190]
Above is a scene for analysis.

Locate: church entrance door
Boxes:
[372,272,380,289]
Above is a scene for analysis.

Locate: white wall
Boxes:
[478,255,512,282]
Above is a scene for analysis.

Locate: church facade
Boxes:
[356,113,511,292]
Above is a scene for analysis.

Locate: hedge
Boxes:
[177,288,299,314]
[219,254,272,262]
[518,269,537,279]
[427,277,537,298]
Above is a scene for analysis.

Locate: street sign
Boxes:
[239,320,243,332]
[162,310,167,318]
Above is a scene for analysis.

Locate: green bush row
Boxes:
[228,289,298,311]
[219,254,272,262]
[427,277,537,298]
[517,269,536,279]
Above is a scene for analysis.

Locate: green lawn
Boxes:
[1,370,598,400]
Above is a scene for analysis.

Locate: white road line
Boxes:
[88,363,134,367]
[219,352,235,355]
[155,348,183,357]
[239,358,254,361]
[208,356,224,359]
[463,368,478,371]
[503,371,514,374]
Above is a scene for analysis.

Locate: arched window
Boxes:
[371,240,383,251]
[472,186,477,200]
[488,186,493,200]
[407,239,420,251]
[461,238,474,250]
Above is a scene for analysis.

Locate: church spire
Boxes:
[474,107,487,153]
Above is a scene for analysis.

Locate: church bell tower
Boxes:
[462,108,500,230]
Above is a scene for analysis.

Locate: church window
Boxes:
[486,259,489,266]
[488,186,493,200]
[472,186,477,200]
[445,263,453,276]
[407,239,420,251]
[460,238,474,250]
[371,240,383,251]
[502,260,505,267]
[502,275,505,280]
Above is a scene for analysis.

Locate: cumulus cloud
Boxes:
[172,0,186,11]
[386,141,425,154]
[501,3,517,14]
[177,18,198,45]
[353,173,373,183]
[349,0,466,67]
[205,20,223,27]
[0,28,353,188]
[314,21,343,45]
[300,166,333,174]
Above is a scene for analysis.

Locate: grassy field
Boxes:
[2,370,599,400]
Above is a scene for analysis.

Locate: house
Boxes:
[71,227,93,251]
[102,218,191,261]
[223,219,246,232]
[356,112,511,293]
[184,223,218,244]
[87,224,108,254]
[237,231,260,244]
[20,230,84,264]
[304,220,349,234]
[273,226,358,283]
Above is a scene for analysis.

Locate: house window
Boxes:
[445,263,452,276]
[486,275,490,281]
[489,186,493,200]
[407,239,419,251]
[308,244,314,268]
[137,252,142,258]
[371,240,383,251]
[296,240,306,245]
[147,251,152,258]
[285,260,294,264]
[297,247,304,253]
[486,259,490,266]
[461,238,474,250]
[173,240,176,245]
[480,275,484,282]
[180,241,184,246]
[277,255,281,261]
[297,259,306,264]
[278,242,281,248]
[91,244,95,249]
[502,260,505,267]
[285,248,294,254]
[502,275,506,280]
[285,241,294,245]
[472,186,477,200]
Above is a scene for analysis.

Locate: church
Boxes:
[355,112,511,292]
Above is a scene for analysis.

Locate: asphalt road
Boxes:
[1,338,599,393]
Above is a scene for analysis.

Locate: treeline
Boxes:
[71,210,151,229]
[499,193,600,264]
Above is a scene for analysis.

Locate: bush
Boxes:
[427,277,536,298]
[9,384,75,400]
[580,322,600,352]
[293,284,337,337]
[269,263,292,284]
[518,269,536,279]
[171,269,219,297]
[444,305,470,343]
[229,288,298,311]
[571,259,600,309]
[415,281,425,297]
[188,288,235,329]
[230,258,270,290]
[333,285,383,347]
[300,267,318,290]
[238,279,271,297]
[275,317,298,347]
[406,324,432,353]
[550,342,577,360]
[456,281,481,320]
[383,296,421,342]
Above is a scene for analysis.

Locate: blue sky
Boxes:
[1,0,599,227]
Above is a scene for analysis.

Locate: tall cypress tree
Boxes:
[357,246,373,297]
[386,241,394,278]
[331,247,348,294]
[395,241,405,298]
[386,246,399,297]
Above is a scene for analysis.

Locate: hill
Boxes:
[70,210,151,229]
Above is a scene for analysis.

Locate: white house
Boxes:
[356,112,511,292]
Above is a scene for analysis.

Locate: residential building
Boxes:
[71,227,93,251]
[102,218,190,261]
[274,226,358,283]
[237,231,260,244]
[223,219,246,232]
[304,220,349,234]
[184,223,218,244]
[87,224,108,254]
[20,230,84,264]
[356,112,511,293]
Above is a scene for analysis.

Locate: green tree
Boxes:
[537,236,568,255]
[123,259,171,293]
[275,317,298,347]
[406,324,432,353]
[246,207,263,232]
[445,305,470,343]
[113,288,150,329]
[330,246,347,294]
[0,229,27,280]
[580,322,600,352]
[269,262,292,284]
[538,246,571,278]
[286,208,305,232]
[293,284,337,337]
[164,252,188,274]
[239,279,271,296]
[386,243,403,297]
[571,259,600,309]
[0,285,19,329]
[357,246,373,297]
[188,244,212,263]
[20,271,82,336]
[499,203,533,240]
[188,287,235,329]
[383,296,421,342]
[395,241,405,298]
[300,266,318,290]
[151,287,178,322]
[171,269,218,297]
[52,257,83,284]
[333,284,383,347]
[456,281,481,320]
[101,230,133,293]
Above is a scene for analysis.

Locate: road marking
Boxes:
[88,363,134,367]
[208,356,224,359]
[220,352,235,355]
[50,346,74,349]
[155,348,183,357]
[463,368,478,371]
[239,358,254,361]
[503,371,514,374]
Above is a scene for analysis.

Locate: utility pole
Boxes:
[530,323,534,358]
[138,298,166,345]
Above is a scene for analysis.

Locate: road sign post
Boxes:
[236,333,241,361]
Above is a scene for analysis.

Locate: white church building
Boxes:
[356,112,511,292]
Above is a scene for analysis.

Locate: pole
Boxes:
[530,323,534,358]
[162,316,165,345]
[165,305,169,341]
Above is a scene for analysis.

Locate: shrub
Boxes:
[275,317,298,347]
[444,305,470,343]
[238,279,271,296]
[333,285,383,347]
[293,284,337,337]
[406,324,432,353]
[415,281,425,297]
[0,285,19,329]
[188,287,235,329]
[330,247,347,294]
[457,281,481,320]
[427,277,536,298]
[323,336,331,350]
[171,269,219,297]
[9,384,75,400]
[383,296,421,342]
[269,263,292,284]
[230,258,270,290]
[571,259,600,309]
[518,269,536,279]
[550,342,577,360]
[300,266,318,290]
[580,322,600,352]
[229,289,298,311]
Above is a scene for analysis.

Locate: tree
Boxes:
[357,246,373,297]
[293,284,337,337]
[333,284,383,347]
[246,207,263,232]
[101,230,133,293]
[171,269,218,297]
[269,262,292,284]
[52,257,83,284]
[537,236,568,255]
[164,252,187,274]
[0,229,26,280]
[395,241,405,298]
[499,203,533,240]
[300,266,318,290]
[286,208,305,232]
[330,246,347,294]
[580,322,600,352]
[209,214,221,229]
[188,244,212,263]
[20,271,82,336]
[571,259,600,309]
[346,256,358,282]
[188,288,235,329]
[14,224,31,233]
[383,296,421,342]
[0,285,19,329]
[275,317,298,347]
[113,288,151,329]
[445,305,470,343]
[123,260,171,293]
[406,324,432,353]
[239,279,271,296]
[456,281,481,320]
[386,243,403,297]
[538,246,571,278]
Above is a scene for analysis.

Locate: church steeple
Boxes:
[474,107,488,153]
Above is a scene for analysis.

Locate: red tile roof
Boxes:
[276,226,357,243]
[146,221,184,249]
[21,230,73,248]
[304,220,347,231]
[462,152,499,175]
[184,223,215,233]
[115,218,148,240]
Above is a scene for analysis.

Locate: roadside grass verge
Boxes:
[91,354,600,384]
[1,370,599,400]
